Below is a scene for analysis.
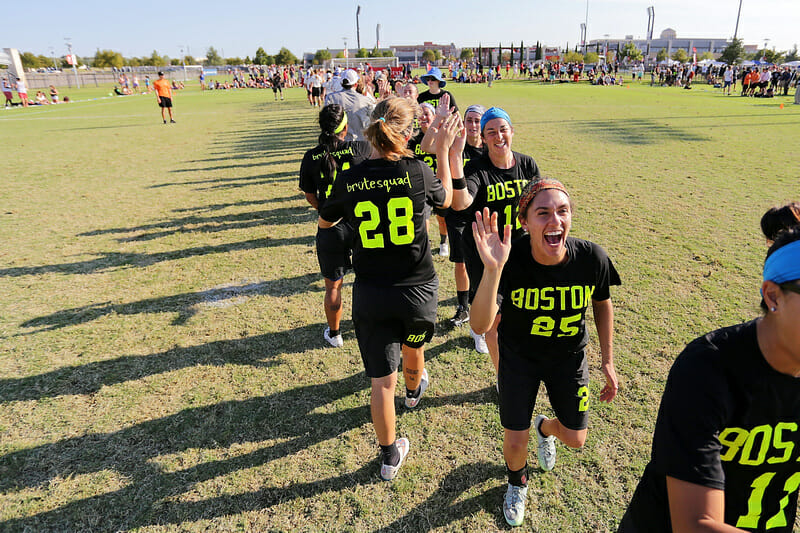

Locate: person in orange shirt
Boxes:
[153,71,175,124]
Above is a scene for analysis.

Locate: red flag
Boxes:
[692,47,697,66]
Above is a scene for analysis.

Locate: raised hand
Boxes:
[436,92,450,118]
[472,207,511,271]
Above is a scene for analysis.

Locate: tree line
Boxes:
[16,46,304,70]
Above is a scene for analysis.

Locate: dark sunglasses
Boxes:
[779,282,800,296]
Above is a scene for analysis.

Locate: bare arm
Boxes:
[448,140,474,211]
[303,192,319,210]
[469,209,511,334]
[591,298,618,403]
[667,477,744,533]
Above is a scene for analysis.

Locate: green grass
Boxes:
[1,79,798,532]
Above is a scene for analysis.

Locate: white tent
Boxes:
[782,60,800,67]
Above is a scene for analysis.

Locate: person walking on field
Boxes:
[154,72,175,124]
[319,97,459,481]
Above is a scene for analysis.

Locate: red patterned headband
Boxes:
[517,178,570,222]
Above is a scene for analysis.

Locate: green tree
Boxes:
[356,47,369,58]
[656,48,668,62]
[93,49,124,68]
[719,38,744,65]
[460,48,474,61]
[620,41,643,62]
[226,57,243,65]
[382,50,394,57]
[148,50,167,67]
[244,56,251,64]
[785,45,799,62]
[369,47,382,58]
[20,52,43,69]
[275,47,298,65]
[535,41,542,61]
[422,49,436,62]
[563,51,584,63]
[314,49,332,63]
[584,51,599,64]
[183,55,194,65]
[206,46,222,65]
[170,58,181,66]
[434,49,443,61]
[254,47,270,65]
[335,51,345,59]
[699,51,715,60]
[763,49,784,64]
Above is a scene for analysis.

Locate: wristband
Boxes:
[452,178,467,190]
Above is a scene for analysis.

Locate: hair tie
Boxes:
[333,114,348,134]
[377,117,386,122]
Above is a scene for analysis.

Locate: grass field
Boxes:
[1,79,798,532]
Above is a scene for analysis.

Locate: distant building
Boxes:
[586,28,758,60]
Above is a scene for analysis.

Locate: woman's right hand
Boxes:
[472,208,511,271]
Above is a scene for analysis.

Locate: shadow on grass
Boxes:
[77,205,313,242]
[19,274,321,334]
[0,235,313,278]
[169,195,302,214]
[0,374,496,530]
[574,117,709,145]
[149,171,297,190]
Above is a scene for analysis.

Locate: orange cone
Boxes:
[780,103,784,109]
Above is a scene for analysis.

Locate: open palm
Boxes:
[472,208,511,271]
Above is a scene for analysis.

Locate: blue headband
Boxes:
[480,107,512,133]
[763,240,800,285]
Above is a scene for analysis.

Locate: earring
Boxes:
[771,307,777,312]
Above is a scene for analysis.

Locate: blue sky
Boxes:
[6,0,798,59]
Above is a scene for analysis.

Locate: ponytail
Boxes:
[317,104,347,183]
[363,96,414,161]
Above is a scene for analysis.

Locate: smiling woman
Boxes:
[449,106,541,371]
[468,177,621,527]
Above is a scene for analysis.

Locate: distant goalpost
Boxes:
[328,56,399,70]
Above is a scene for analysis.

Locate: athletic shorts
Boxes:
[3,91,12,99]
[444,215,468,264]
[311,87,321,97]
[316,222,354,281]
[498,345,590,432]
[158,96,172,108]
[352,278,438,378]
[723,80,732,88]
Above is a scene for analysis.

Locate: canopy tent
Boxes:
[782,60,800,67]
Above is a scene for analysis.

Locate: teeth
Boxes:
[545,231,562,236]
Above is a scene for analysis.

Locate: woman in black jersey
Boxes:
[619,227,800,533]
[299,105,371,348]
[471,178,620,527]
[450,107,541,364]
[421,101,487,327]
[319,97,459,481]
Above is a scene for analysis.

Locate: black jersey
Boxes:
[620,320,800,533]
[408,131,437,175]
[497,237,620,359]
[298,141,371,209]
[460,151,541,248]
[417,89,458,112]
[319,157,447,287]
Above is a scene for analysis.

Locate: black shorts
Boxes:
[444,215,468,263]
[158,96,172,108]
[352,278,438,378]
[272,85,282,92]
[462,240,483,302]
[316,222,354,281]
[311,87,321,97]
[498,345,590,432]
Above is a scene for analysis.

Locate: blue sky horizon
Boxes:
[6,0,798,60]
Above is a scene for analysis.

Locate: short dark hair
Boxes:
[157,71,164,76]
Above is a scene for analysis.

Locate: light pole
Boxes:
[763,38,770,61]
[64,37,80,89]
[583,0,589,53]
[356,6,362,51]
[49,47,57,70]
[180,46,187,81]
[343,37,348,68]
[733,0,743,41]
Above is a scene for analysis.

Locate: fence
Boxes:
[19,66,205,90]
